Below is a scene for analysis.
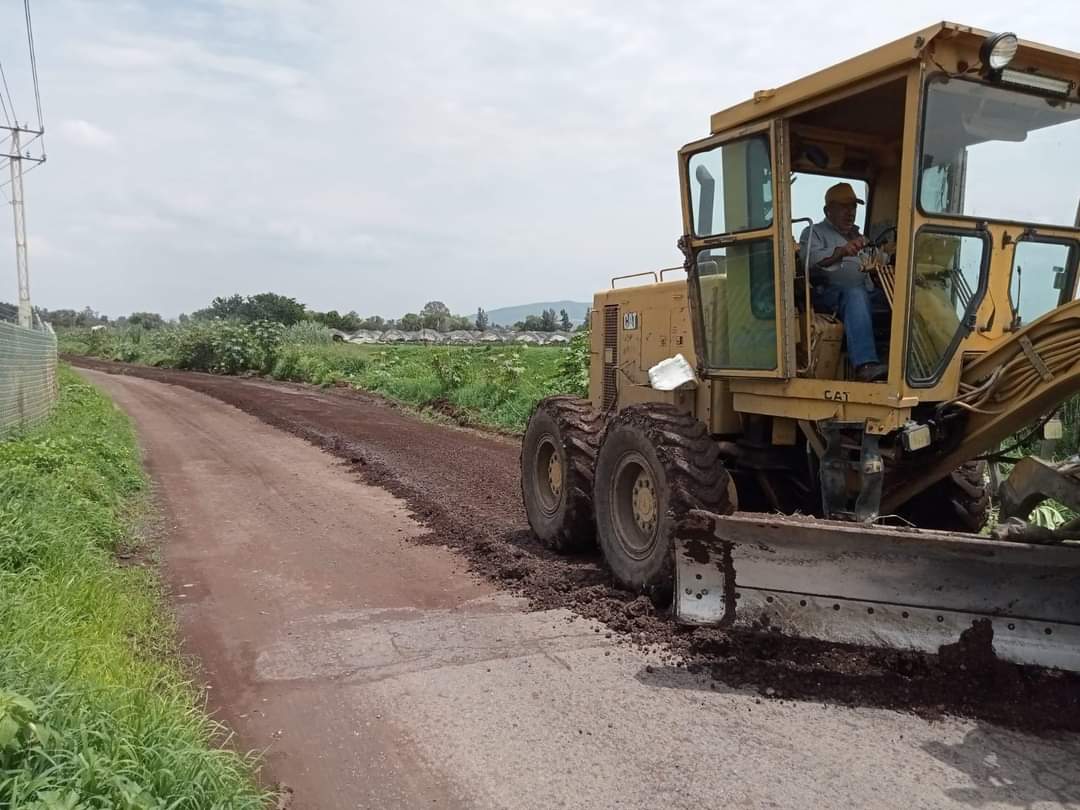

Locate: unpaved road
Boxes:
[79,363,1080,809]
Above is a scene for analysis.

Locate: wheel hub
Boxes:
[631,470,657,534]
[547,449,563,498]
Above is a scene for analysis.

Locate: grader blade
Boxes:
[674,511,1080,672]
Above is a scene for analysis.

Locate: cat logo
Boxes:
[623,312,639,330]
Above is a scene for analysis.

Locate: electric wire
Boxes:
[0,157,43,192]
[23,0,43,133]
[0,61,15,127]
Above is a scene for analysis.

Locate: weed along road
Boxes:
[77,362,1080,810]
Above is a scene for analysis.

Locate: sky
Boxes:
[0,0,1077,320]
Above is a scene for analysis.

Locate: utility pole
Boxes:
[1,0,47,329]
[8,127,30,327]
[0,125,43,329]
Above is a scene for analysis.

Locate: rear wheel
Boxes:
[521,396,603,551]
[593,403,735,601]
[898,461,990,533]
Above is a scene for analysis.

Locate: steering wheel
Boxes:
[869,226,897,249]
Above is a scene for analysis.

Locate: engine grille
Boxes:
[602,304,619,410]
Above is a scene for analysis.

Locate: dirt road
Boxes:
[79,363,1080,809]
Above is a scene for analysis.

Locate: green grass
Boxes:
[270,342,580,431]
[61,322,590,433]
[0,366,267,809]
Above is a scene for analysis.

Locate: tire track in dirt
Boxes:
[71,357,1080,732]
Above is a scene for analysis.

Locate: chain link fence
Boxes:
[0,318,58,435]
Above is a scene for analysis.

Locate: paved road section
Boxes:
[81,368,1080,810]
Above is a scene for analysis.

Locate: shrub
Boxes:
[556,330,590,397]
[61,324,583,432]
[283,321,335,345]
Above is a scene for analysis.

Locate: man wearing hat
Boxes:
[798,182,888,382]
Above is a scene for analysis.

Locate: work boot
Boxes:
[855,362,887,382]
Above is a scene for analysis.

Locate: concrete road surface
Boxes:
[82,368,1080,810]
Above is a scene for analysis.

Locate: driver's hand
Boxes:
[847,236,868,254]
[832,237,867,259]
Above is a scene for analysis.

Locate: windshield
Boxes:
[920,78,1080,226]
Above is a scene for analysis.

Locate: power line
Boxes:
[23,0,43,132]
[0,62,15,127]
[0,156,43,192]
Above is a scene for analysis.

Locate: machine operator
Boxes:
[799,182,888,382]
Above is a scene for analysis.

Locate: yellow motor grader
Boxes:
[521,23,1080,670]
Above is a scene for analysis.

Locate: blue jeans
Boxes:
[813,285,886,368]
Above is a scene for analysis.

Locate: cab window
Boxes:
[907,229,988,383]
[689,135,772,236]
[1010,240,1076,328]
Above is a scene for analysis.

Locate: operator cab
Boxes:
[687,76,907,383]
[680,27,1080,399]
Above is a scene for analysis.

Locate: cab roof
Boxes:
[708,22,1080,135]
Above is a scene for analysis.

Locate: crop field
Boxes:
[59,322,589,432]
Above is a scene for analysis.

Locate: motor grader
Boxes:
[522,22,1080,671]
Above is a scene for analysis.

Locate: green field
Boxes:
[60,322,589,432]
[0,367,267,808]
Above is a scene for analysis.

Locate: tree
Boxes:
[540,308,558,332]
[559,309,572,332]
[311,309,361,331]
[36,308,80,328]
[515,314,546,332]
[76,307,108,327]
[447,314,473,331]
[243,292,306,325]
[358,315,386,331]
[178,313,190,324]
[398,312,422,331]
[193,292,306,325]
[475,307,489,331]
[420,300,451,332]
[127,311,165,330]
[195,294,245,321]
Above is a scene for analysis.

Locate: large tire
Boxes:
[521,396,603,552]
[593,403,734,601]
[898,461,991,533]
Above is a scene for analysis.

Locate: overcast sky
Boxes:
[0,1,1076,320]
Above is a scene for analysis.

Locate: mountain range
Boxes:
[484,300,590,328]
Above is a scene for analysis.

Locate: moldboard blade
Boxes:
[674,510,1080,671]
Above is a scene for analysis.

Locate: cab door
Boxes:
[679,120,794,378]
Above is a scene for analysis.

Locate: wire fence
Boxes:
[0,317,57,436]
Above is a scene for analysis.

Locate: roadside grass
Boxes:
[61,323,590,433]
[0,366,267,809]
[273,343,576,431]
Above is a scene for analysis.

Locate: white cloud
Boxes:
[1,0,1078,318]
[57,119,116,149]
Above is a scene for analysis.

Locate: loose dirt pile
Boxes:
[73,357,1080,732]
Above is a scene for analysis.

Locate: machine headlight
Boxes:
[981,32,1019,72]
[1000,68,1073,95]
[901,423,932,452]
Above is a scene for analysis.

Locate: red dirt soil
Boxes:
[71,357,1080,732]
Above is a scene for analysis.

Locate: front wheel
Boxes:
[520,396,603,551]
[593,404,735,601]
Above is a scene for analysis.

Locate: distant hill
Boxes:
[484,300,589,328]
